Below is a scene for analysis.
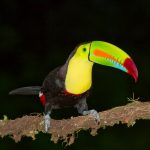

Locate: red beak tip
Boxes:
[124,58,138,82]
[134,75,138,83]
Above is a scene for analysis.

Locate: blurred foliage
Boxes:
[0,0,150,149]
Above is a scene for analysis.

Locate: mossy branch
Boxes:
[0,101,150,145]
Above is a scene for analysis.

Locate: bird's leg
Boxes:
[75,98,100,123]
[44,111,51,132]
[44,103,52,132]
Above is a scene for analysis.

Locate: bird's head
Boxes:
[74,41,138,81]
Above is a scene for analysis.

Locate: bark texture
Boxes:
[0,101,150,145]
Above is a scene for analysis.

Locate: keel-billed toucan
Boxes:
[9,41,138,131]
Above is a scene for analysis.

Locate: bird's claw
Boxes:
[83,109,100,123]
[44,114,51,132]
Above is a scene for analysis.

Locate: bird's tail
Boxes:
[9,86,41,95]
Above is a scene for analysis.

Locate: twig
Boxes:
[0,101,150,145]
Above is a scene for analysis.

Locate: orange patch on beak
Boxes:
[94,49,119,63]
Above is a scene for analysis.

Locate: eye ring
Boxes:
[82,48,87,52]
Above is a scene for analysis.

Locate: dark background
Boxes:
[0,0,150,149]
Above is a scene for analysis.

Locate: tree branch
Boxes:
[0,101,150,145]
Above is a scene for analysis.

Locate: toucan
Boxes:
[9,41,138,132]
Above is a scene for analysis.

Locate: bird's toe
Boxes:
[83,109,100,123]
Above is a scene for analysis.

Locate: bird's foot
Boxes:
[44,114,51,132]
[83,109,100,123]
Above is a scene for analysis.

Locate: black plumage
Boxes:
[41,65,89,113]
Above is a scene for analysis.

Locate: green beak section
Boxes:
[89,41,138,81]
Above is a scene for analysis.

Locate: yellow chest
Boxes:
[65,57,93,94]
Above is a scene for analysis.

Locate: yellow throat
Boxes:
[65,55,94,94]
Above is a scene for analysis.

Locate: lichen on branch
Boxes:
[0,101,150,145]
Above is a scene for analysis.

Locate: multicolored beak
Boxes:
[89,41,138,82]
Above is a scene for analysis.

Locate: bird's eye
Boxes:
[82,48,87,52]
